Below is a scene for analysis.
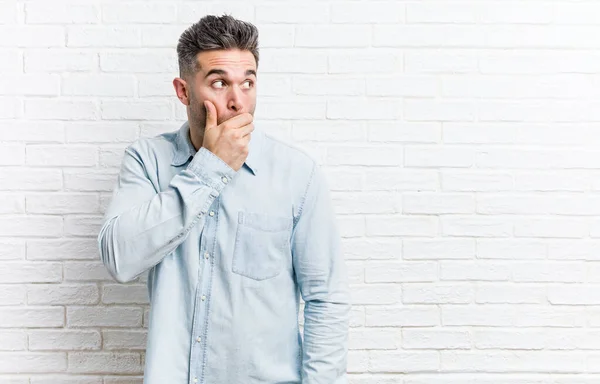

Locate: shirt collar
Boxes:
[171,121,261,176]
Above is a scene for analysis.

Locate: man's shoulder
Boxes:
[125,128,179,161]
[261,131,318,173]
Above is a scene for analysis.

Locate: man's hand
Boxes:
[201,100,254,172]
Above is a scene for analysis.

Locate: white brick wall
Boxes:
[1,0,600,382]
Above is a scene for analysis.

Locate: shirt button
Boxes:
[193,378,198,383]
[204,252,209,259]
[201,295,206,301]
[222,176,228,184]
[196,336,201,342]
[209,211,215,217]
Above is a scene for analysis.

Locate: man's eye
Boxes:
[213,80,225,89]
[241,81,253,90]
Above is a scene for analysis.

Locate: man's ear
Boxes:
[173,77,190,106]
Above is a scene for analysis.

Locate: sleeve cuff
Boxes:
[186,147,237,192]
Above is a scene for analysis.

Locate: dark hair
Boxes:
[177,14,259,79]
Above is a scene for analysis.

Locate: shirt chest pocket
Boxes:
[232,212,292,281]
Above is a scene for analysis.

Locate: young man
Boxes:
[97,14,351,384]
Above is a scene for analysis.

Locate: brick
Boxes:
[137,74,175,97]
[441,216,512,237]
[102,285,148,305]
[351,284,402,305]
[403,329,470,350]
[100,146,127,168]
[29,330,101,351]
[100,51,177,73]
[25,100,97,121]
[30,377,101,384]
[64,216,102,237]
[404,283,474,304]
[65,122,138,143]
[322,169,363,191]
[514,218,588,239]
[365,262,437,283]
[293,75,364,96]
[0,26,64,47]
[62,74,135,97]
[0,307,64,328]
[0,285,26,305]
[253,25,294,48]
[332,2,404,23]
[548,285,600,305]
[0,216,63,237]
[26,193,99,214]
[27,239,98,261]
[328,98,400,120]
[100,100,172,120]
[0,352,67,373]
[368,122,440,143]
[64,170,118,192]
[0,50,21,73]
[405,100,477,122]
[374,25,483,47]
[549,240,600,261]
[405,50,478,74]
[366,306,439,327]
[0,330,26,351]
[26,145,96,167]
[0,240,25,261]
[102,330,147,350]
[101,3,176,24]
[25,50,96,72]
[406,2,478,23]
[328,146,402,166]
[25,2,99,24]
[403,239,475,260]
[0,74,59,96]
[441,351,584,373]
[366,216,437,237]
[329,50,402,74]
[67,26,140,48]
[260,49,327,74]
[369,351,440,373]
[63,262,112,282]
[27,284,99,305]
[67,307,142,328]
[0,121,64,142]
[341,238,402,260]
[440,261,511,282]
[331,192,396,215]
[68,352,142,374]
[349,328,399,350]
[0,98,22,119]
[403,193,475,215]
[140,25,187,47]
[256,100,325,120]
[476,283,546,304]
[0,169,63,191]
[293,121,366,143]
[365,169,438,192]
[0,262,62,283]
[441,171,513,192]
[256,4,328,23]
[0,144,24,165]
[0,194,24,214]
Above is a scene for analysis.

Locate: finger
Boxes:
[204,100,218,130]
[222,112,253,130]
[238,123,254,137]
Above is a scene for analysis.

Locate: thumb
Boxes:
[204,100,217,131]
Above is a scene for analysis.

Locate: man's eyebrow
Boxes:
[205,69,227,78]
[204,68,257,78]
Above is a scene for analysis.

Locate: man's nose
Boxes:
[227,86,243,112]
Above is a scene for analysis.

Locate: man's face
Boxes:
[186,48,257,132]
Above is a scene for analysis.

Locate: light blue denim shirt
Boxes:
[97,121,351,384]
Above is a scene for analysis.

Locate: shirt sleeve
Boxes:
[291,162,352,384]
[97,144,235,283]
